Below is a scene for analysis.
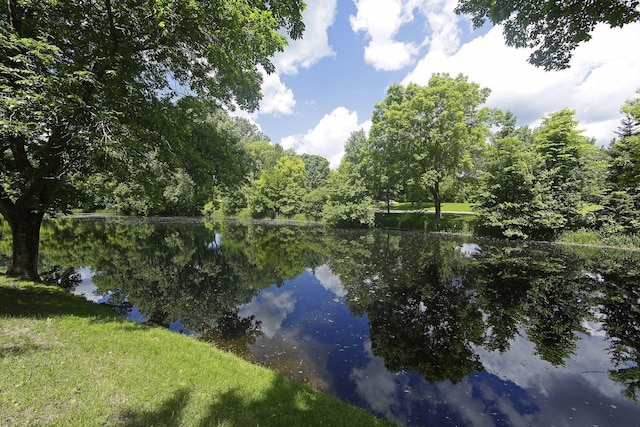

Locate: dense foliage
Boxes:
[475,109,608,239]
[367,74,491,219]
[0,0,305,279]
[601,91,640,234]
[455,0,640,70]
[203,85,640,243]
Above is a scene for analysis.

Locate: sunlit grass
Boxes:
[384,202,475,213]
[558,229,640,250]
[0,276,395,427]
[557,229,604,245]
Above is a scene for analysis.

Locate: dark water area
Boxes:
[3,217,640,426]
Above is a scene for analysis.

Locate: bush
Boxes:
[323,201,374,228]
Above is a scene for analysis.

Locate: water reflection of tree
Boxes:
[333,232,606,384]
[42,219,257,328]
[334,233,485,383]
[39,219,328,357]
[469,245,533,352]
[31,218,640,401]
[216,221,327,287]
[593,249,640,401]
[471,242,596,365]
[199,309,263,360]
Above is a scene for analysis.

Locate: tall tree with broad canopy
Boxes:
[371,74,491,219]
[322,160,374,228]
[247,156,307,219]
[368,84,411,213]
[299,153,330,190]
[0,0,305,280]
[456,0,640,70]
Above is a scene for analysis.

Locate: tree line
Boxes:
[195,73,639,244]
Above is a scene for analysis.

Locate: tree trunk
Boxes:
[4,209,44,281]
[385,184,391,214]
[432,181,442,220]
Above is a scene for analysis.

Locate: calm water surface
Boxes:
[21,218,640,425]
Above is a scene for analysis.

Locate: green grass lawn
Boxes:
[0,276,394,427]
[382,202,475,213]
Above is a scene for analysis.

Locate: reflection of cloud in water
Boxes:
[71,267,102,302]
[476,331,624,400]
[312,264,346,298]
[348,331,638,426]
[456,243,480,257]
[582,319,606,337]
[239,289,296,338]
[433,380,535,427]
[349,340,403,424]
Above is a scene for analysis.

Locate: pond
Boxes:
[8,217,640,426]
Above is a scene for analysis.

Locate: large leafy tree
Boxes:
[368,84,411,212]
[456,0,640,70]
[372,74,491,219]
[299,153,330,190]
[533,109,606,229]
[0,0,305,280]
[79,98,251,216]
[322,160,374,227]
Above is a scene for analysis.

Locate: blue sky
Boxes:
[235,0,640,168]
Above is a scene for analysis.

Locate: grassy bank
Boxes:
[0,276,394,427]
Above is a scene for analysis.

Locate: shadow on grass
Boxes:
[114,388,192,427]
[112,376,392,427]
[0,336,50,359]
[0,276,118,319]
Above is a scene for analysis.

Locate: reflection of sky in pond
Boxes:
[72,267,103,302]
[456,243,480,257]
[226,265,640,426]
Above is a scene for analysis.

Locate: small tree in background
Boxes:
[323,161,374,228]
[533,109,607,230]
[248,156,306,219]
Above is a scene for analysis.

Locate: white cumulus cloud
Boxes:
[402,22,640,145]
[411,0,462,55]
[275,0,337,75]
[350,0,419,71]
[312,265,347,298]
[257,0,338,118]
[280,107,371,168]
[258,69,296,115]
[350,0,463,71]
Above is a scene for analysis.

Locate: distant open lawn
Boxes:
[380,202,475,213]
[0,276,394,427]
